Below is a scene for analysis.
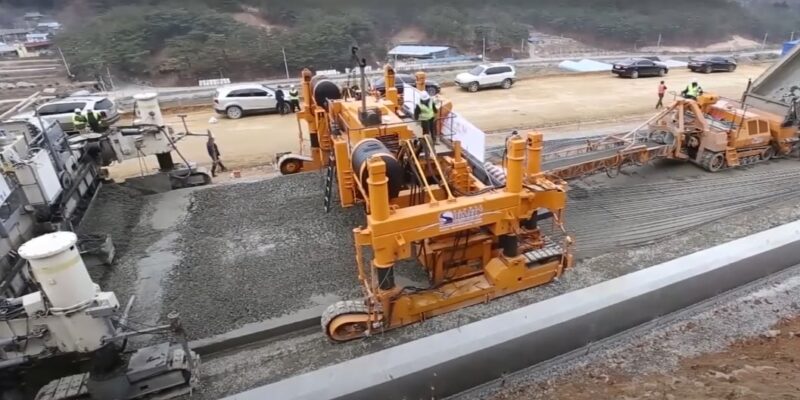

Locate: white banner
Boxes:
[441,111,486,162]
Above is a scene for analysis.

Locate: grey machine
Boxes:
[0,231,198,400]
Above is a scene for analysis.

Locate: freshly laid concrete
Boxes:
[224,219,800,400]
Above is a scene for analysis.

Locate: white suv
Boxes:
[11,96,120,132]
[455,64,516,92]
[213,84,289,119]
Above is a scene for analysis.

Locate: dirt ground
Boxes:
[107,64,767,180]
[495,316,800,400]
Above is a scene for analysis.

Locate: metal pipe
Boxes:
[0,356,28,370]
[421,135,453,200]
[0,91,41,121]
[366,156,390,222]
[505,136,525,193]
[526,131,543,176]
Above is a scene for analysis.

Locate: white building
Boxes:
[26,33,49,43]
[36,22,62,33]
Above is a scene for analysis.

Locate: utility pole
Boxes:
[106,65,115,91]
[657,33,662,51]
[762,32,769,49]
[482,35,486,60]
[281,47,290,79]
[57,47,72,78]
[792,31,796,41]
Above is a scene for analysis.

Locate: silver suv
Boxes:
[213,84,289,119]
[16,96,120,132]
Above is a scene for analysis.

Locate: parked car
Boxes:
[213,84,289,119]
[454,63,516,92]
[612,58,669,79]
[371,74,440,97]
[688,56,737,73]
[14,96,120,132]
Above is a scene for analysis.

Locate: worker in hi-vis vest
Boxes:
[288,85,300,113]
[682,80,703,100]
[71,109,87,132]
[414,91,438,143]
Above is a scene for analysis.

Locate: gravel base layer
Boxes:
[457,263,800,400]
[186,159,800,399]
[160,172,368,339]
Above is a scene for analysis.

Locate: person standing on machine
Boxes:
[414,91,438,144]
[275,88,286,116]
[681,80,703,100]
[288,85,300,113]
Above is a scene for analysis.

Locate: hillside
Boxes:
[2,0,799,83]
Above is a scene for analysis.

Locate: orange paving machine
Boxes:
[276,61,573,342]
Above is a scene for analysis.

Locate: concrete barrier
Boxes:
[222,219,800,400]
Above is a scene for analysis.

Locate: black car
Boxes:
[612,58,669,79]
[372,74,440,96]
[688,56,737,73]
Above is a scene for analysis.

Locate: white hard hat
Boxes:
[74,108,81,113]
[290,84,295,89]
[420,91,430,101]
[208,116,219,124]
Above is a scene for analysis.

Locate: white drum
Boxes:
[19,232,95,309]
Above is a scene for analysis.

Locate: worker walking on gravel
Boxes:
[656,81,667,109]
[414,91,438,144]
[682,80,703,100]
[71,109,87,132]
[288,85,300,113]
[206,136,228,177]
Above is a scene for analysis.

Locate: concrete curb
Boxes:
[189,305,326,357]
[221,219,800,400]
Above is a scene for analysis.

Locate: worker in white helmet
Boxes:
[288,84,300,113]
[682,79,703,100]
[71,108,87,132]
[414,91,438,143]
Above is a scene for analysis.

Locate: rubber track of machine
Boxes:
[321,300,374,342]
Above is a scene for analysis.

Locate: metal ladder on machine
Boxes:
[323,154,336,213]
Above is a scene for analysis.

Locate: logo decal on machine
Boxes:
[439,205,483,230]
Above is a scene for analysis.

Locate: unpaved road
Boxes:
[108,64,768,180]
[520,315,800,400]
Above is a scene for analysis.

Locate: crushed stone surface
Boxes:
[161,172,365,339]
[187,159,800,399]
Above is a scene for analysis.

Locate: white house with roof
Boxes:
[387,44,459,61]
[36,22,62,33]
[26,32,50,43]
